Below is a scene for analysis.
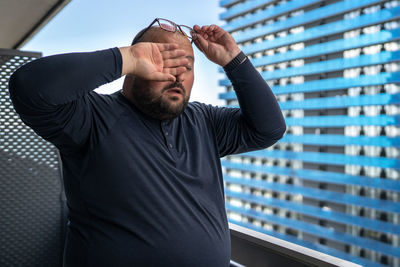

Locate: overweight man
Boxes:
[9,18,286,267]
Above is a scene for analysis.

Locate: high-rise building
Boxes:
[218,1,400,266]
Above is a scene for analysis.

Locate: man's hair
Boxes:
[131,26,167,45]
[130,27,149,45]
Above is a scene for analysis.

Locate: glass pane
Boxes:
[157,19,175,32]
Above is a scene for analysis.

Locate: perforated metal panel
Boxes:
[0,49,67,267]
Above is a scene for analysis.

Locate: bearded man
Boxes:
[9,18,286,267]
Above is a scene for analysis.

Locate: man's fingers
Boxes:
[161,49,186,59]
[149,72,176,82]
[201,25,209,32]
[213,28,226,39]
[156,43,179,52]
[164,58,189,68]
[209,24,217,31]
[164,66,187,76]
[193,25,201,33]
[195,25,221,41]
[193,38,203,53]
[193,34,208,53]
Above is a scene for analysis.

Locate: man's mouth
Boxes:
[165,87,183,95]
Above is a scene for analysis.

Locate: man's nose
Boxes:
[176,72,185,82]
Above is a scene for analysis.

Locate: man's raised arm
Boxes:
[8,44,189,152]
[193,24,286,156]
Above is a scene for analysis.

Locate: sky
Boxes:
[22,0,226,106]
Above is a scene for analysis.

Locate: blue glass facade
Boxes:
[219,1,400,266]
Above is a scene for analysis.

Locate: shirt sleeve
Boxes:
[8,48,123,154]
[205,56,286,157]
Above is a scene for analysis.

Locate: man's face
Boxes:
[129,31,195,121]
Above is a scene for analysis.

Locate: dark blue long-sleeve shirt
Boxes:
[9,47,286,267]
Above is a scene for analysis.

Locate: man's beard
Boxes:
[129,79,190,121]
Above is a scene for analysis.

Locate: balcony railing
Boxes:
[229,223,362,267]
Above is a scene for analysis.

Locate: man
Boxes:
[9,18,286,267]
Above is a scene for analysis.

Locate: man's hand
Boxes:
[119,43,189,82]
[192,24,241,67]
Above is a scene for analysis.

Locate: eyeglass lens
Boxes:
[178,25,194,38]
[157,19,194,39]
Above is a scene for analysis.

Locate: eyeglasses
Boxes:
[132,18,197,44]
